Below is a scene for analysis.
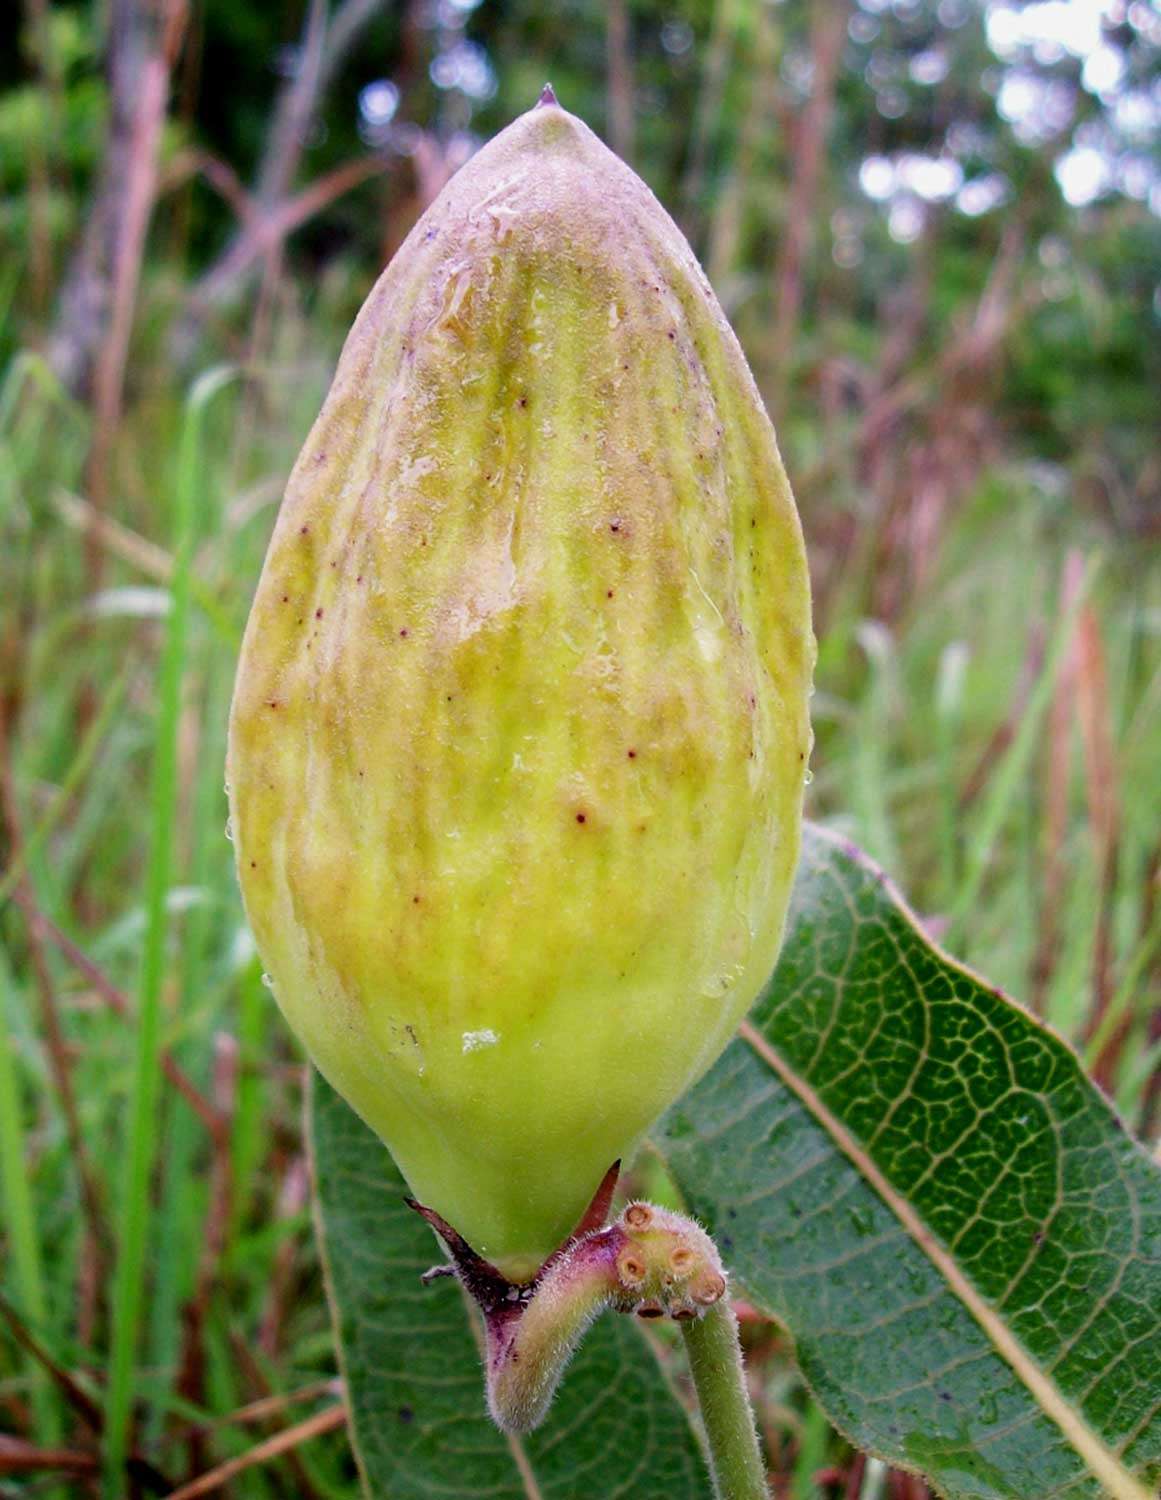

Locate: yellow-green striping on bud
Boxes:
[228,90,814,1282]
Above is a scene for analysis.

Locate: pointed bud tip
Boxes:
[537,83,559,108]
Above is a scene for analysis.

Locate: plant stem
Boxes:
[414,1189,736,1441]
[682,1298,767,1500]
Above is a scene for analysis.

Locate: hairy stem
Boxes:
[682,1299,767,1500]
[412,1183,740,1439]
[486,1225,625,1432]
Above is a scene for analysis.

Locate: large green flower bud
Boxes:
[228,92,813,1281]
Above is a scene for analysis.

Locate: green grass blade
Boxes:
[0,947,60,1444]
[0,666,130,911]
[935,639,970,907]
[101,367,236,1495]
[1083,917,1161,1073]
[945,556,1100,948]
[147,618,230,1433]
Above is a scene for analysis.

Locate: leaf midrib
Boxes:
[737,1017,1151,1500]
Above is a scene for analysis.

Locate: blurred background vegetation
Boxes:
[0,0,1157,1495]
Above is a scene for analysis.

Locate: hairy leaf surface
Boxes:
[659,824,1161,1500]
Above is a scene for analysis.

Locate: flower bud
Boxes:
[228,91,813,1280]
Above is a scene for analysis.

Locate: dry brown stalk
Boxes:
[1075,592,1124,1085]
[0,711,110,1272]
[160,1403,347,1500]
[769,0,848,405]
[177,154,387,347]
[53,487,176,583]
[1138,844,1161,1139]
[81,0,190,594]
[958,622,1046,811]
[48,0,186,398]
[844,1452,867,1498]
[169,1380,342,1443]
[158,148,253,224]
[258,1155,311,1359]
[859,226,1024,462]
[21,0,57,311]
[174,0,389,352]
[0,1291,104,1433]
[605,0,635,163]
[175,1034,237,1478]
[681,0,743,238]
[20,896,223,1140]
[0,1433,96,1477]
[705,0,779,288]
[807,226,1026,628]
[1032,551,1083,1011]
[888,1471,932,1498]
[0,1300,177,1488]
[224,1337,330,1500]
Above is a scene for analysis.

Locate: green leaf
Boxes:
[309,1072,711,1500]
[658,824,1161,1500]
